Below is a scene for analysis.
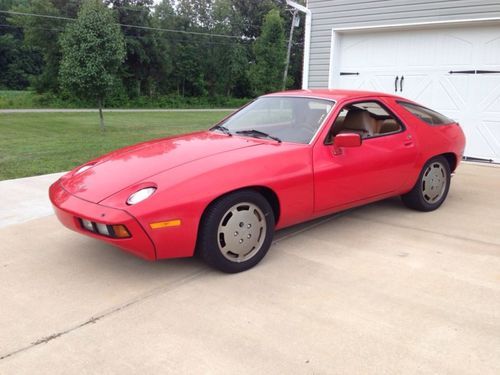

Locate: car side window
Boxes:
[325,101,404,144]
[397,101,454,125]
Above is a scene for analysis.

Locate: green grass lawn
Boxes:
[0,111,231,180]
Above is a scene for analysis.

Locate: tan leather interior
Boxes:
[338,110,377,137]
[379,119,400,134]
[327,106,403,144]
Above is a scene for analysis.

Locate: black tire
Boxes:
[401,156,451,212]
[197,190,275,273]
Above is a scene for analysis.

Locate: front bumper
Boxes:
[49,181,156,260]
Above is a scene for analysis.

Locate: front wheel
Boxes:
[401,156,451,212]
[198,190,275,273]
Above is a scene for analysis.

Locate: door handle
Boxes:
[403,134,413,146]
[400,75,404,92]
[394,76,399,92]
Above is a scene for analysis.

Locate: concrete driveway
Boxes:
[0,163,499,374]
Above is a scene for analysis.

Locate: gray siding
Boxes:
[308,0,500,88]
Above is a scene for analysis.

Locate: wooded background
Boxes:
[0,0,305,106]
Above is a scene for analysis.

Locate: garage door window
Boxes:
[398,101,454,126]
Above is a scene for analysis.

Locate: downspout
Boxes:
[286,0,311,90]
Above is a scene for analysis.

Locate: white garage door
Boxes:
[332,24,500,163]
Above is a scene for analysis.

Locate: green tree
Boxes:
[0,34,42,89]
[210,0,250,97]
[107,0,171,98]
[232,0,278,39]
[0,0,43,89]
[155,0,252,99]
[160,0,209,97]
[250,8,286,95]
[10,0,81,93]
[59,0,125,130]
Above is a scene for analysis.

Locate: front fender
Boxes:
[100,143,314,259]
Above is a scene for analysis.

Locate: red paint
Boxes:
[50,90,466,261]
[49,181,156,260]
[333,133,362,149]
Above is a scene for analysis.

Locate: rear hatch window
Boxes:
[398,101,454,125]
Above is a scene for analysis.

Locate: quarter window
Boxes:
[398,101,454,125]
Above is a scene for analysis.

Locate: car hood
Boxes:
[59,131,261,203]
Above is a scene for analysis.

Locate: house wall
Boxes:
[307,0,500,88]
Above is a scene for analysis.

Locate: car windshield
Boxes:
[213,97,335,144]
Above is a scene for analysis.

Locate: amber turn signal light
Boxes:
[112,225,131,238]
[149,219,182,229]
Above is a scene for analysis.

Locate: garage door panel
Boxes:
[399,74,433,104]
[337,75,363,90]
[446,75,471,107]
[338,73,396,92]
[481,120,500,151]
[477,76,500,112]
[436,34,474,68]
[483,36,500,66]
[475,77,500,161]
[372,74,399,93]
[398,31,438,68]
[353,76,384,92]
[483,94,500,113]
[476,122,500,159]
[340,34,400,69]
[466,129,493,159]
[431,80,464,112]
[362,78,381,92]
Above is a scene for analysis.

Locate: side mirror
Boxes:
[333,133,361,155]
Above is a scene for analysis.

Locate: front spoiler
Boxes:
[49,181,156,261]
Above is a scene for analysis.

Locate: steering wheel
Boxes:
[298,123,317,138]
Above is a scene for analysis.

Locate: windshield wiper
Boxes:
[235,129,282,143]
[211,124,232,136]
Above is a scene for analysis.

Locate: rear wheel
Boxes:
[198,190,275,273]
[401,156,451,212]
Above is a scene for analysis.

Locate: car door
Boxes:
[313,98,418,214]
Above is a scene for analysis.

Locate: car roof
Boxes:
[264,89,406,102]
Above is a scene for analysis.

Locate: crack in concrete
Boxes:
[0,269,210,361]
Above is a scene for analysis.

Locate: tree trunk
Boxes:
[98,98,105,131]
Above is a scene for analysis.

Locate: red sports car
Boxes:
[50,90,466,273]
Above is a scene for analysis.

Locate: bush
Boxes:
[0,90,251,109]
